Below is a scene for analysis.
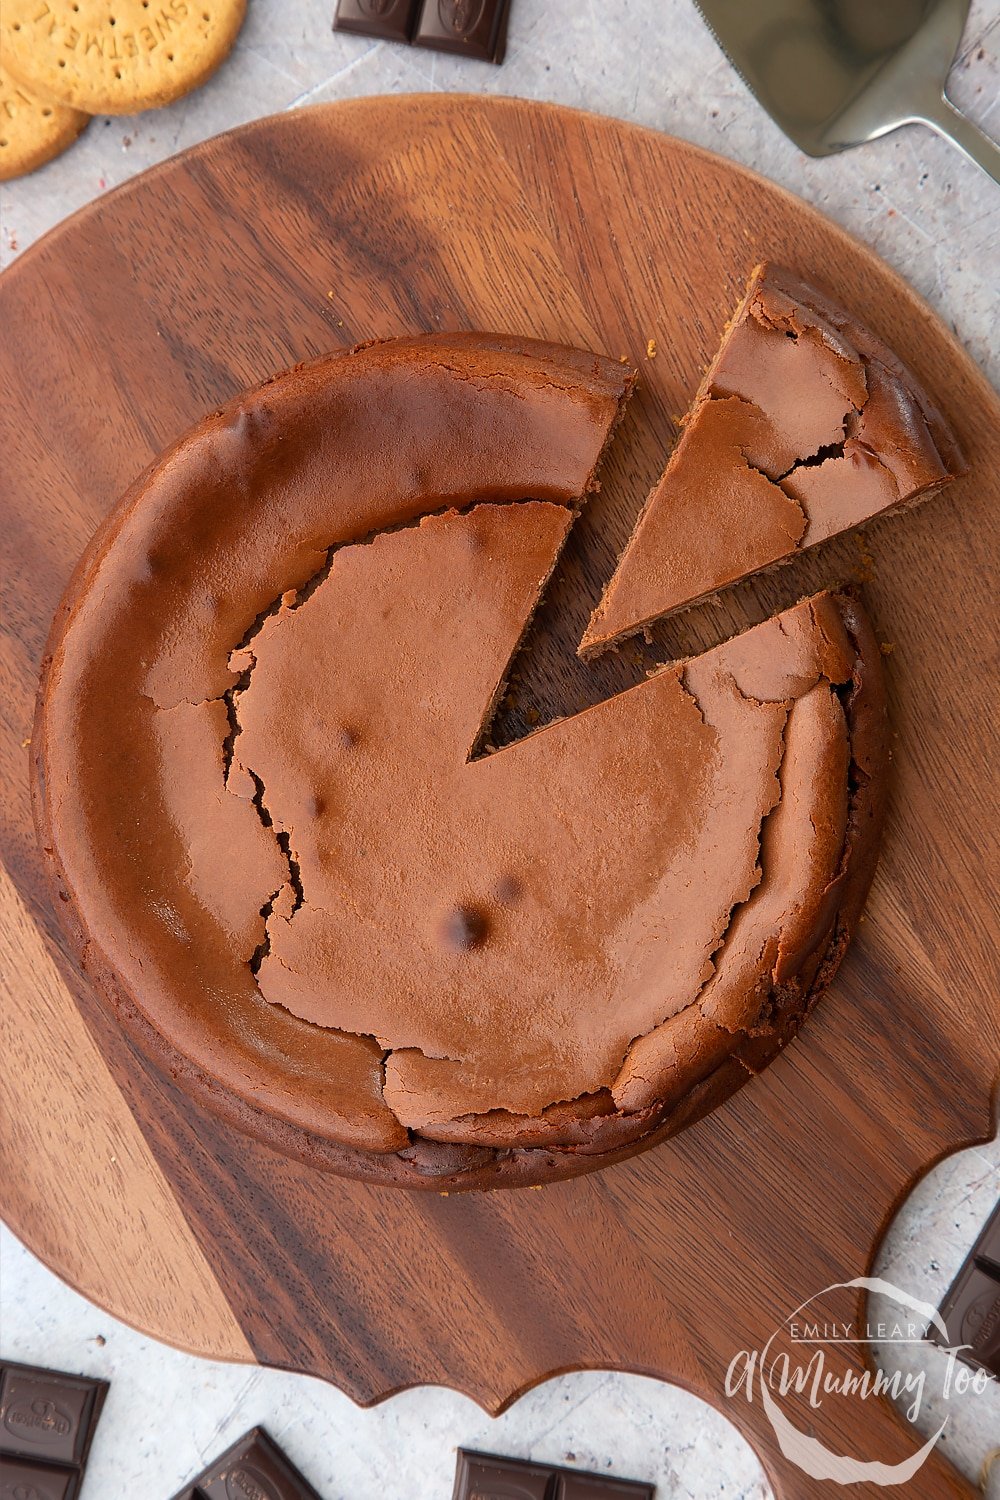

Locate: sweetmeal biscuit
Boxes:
[0,62,89,180]
[1,0,247,116]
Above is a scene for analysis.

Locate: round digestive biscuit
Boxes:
[0,63,88,180]
[1,0,246,116]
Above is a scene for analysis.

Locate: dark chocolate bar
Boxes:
[0,1454,79,1500]
[453,1449,655,1499]
[413,0,510,62]
[928,1199,1000,1378]
[974,1198,1000,1274]
[170,1427,323,1500]
[454,1449,553,1499]
[0,1361,108,1500]
[559,1476,657,1500]
[334,0,419,42]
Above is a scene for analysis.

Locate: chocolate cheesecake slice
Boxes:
[580,262,963,655]
[35,333,886,1190]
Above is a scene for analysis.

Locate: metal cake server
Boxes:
[694,0,1000,185]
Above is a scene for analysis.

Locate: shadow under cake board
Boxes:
[1,95,998,1500]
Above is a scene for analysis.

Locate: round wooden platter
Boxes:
[1,95,997,1499]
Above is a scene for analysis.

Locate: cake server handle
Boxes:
[910,88,1000,187]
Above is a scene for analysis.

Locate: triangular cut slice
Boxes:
[580,262,964,656]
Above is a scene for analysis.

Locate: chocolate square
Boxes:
[0,1364,106,1469]
[334,0,419,42]
[936,1263,1000,1376]
[170,1427,323,1500]
[558,1473,655,1499]
[929,1200,1000,1378]
[973,1200,1000,1274]
[454,1451,655,1500]
[453,1449,554,1498]
[0,1454,78,1500]
[413,0,511,62]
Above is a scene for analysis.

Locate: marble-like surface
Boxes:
[870,1136,1000,1494]
[2,1130,997,1499]
[1,1,998,1496]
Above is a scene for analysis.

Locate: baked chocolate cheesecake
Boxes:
[581,262,963,655]
[34,332,887,1190]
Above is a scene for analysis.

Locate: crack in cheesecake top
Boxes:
[580,262,963,655]
[38,330,883,1160]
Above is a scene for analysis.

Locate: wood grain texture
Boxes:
[0,865,254,1362]
[0,96,997,1499]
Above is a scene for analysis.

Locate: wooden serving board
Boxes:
[1,96,997,1499]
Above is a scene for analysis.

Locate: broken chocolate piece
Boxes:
[334,0,419,42]
[454,1449,552,1500]
[169,1426,323,1500]
[453,1448,655,1499]
[0,1361,108,1500]
[0,1456,77,1499]
[929,1201,1000,1377]
[972,1199,1000,1274]
[933,1264,1000,1377]
[413,0,510,62]
[558,1477,657,1499]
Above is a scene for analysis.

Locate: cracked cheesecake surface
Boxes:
[580,262,963,656]
[35,331,888,1189]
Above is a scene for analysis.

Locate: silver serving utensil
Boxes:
[694,0,1000,185]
